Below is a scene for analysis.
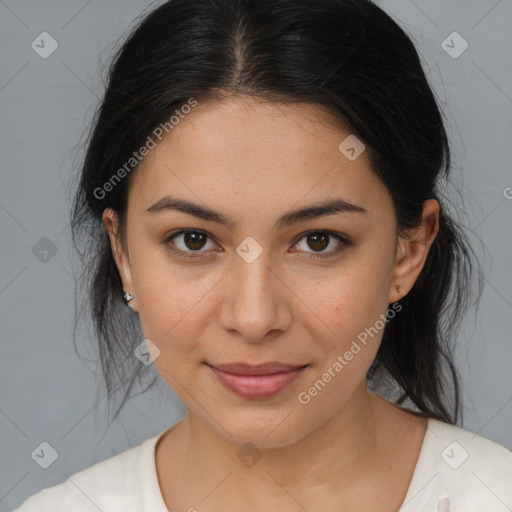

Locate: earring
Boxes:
[123,292,134,308]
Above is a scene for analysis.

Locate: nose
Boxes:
[217,251,292,343]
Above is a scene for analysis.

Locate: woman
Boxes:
[12,0,512,510]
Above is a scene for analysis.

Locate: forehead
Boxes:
[128,96,391,224]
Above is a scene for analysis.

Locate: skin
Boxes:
[103,96,439,511]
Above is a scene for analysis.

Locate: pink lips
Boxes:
[207,362,308,399]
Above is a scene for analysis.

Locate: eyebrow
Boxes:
[145,195,368,229]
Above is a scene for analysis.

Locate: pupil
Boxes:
[308,233,328,251]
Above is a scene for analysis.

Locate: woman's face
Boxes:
[104,96,433,448]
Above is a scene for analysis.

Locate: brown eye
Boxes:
[183,231,207,250]
[306,233,329,252]
[293,230,352,258]
[165,229,219,258]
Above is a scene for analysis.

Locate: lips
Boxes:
[206,361,309,399]
[208,361,307,376]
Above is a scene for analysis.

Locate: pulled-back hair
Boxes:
[71,0,483,424]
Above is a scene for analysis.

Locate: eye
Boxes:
[291,230,352,258]
[164,228,352,260]
[164,229,220,258]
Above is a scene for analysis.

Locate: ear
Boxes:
[102,208,136,310]
[388,199,440,303]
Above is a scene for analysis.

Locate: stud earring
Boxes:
[123,292,134,308]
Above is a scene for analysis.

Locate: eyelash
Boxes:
[163,229,353,260]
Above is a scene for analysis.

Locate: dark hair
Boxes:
[70,0,483,425]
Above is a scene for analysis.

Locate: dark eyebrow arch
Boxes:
[145,195,367,230]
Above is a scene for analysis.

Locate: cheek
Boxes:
[129,254,208,363]
[297,249,394,374]
[302,262,392,334]
[130,244,210,320]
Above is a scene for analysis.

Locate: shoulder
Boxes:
[403,418,512,511]
[9,433,160,512]
[428,418,512,479]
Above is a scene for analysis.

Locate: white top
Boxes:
[11,418,512,511]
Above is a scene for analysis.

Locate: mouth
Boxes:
[205,361,309,399]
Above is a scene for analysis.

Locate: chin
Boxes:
[208,408,313,450]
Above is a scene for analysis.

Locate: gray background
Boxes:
[1,0,511,510]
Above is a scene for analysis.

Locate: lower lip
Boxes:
[207,364,308,399]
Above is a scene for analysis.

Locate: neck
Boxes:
[157,384,407,509]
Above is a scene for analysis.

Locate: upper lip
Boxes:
[207,362,308,376]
